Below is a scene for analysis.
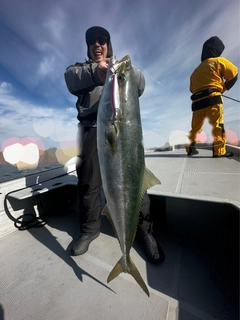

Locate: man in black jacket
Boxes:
[64,26,165,263]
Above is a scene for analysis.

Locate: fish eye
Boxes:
[118,73,126,85]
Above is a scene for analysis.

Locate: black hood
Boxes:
[201,36,225,62]
[85,26,113,59]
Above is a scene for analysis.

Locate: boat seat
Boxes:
[7,174,78,201]
[3,174,78,229]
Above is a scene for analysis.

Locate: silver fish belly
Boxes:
[97,55,160,296]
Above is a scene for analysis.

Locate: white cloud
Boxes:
[0,0,239,151]
[38,55,56,77]
[0,88,78,150]
[0,82,12,92]
[43,7,66,43]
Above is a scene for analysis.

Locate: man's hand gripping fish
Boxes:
[97,55,161,297]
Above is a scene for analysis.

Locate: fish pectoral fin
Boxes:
[107,255,150,297]
[106,125,118,154]
[142,167,161,192]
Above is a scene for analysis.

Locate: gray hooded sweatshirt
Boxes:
[64,26,145,127]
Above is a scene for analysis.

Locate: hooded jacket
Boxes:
[85,26,113,59]
[201,36,225,62]
[64,27,145,126]
[190,36,238,111]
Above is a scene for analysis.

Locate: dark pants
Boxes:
[76,126,152,236]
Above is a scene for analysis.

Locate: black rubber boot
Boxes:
[136,230,165,264]
[212,152,234,158]
[187,143,199,156]
[71,232,100,256]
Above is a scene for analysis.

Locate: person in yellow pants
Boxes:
[186,36,238,157]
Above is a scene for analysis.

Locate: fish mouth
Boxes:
[110,55,131,74]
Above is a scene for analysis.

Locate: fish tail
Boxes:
[107,255,150,297]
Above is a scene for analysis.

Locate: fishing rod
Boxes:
[222,95,240,103]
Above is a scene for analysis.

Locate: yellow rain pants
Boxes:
[186,103,226,155]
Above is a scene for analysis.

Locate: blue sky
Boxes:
[0,0,239,150]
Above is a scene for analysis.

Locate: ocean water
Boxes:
[0,163,64,184]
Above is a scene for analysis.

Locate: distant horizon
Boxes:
[1,138,239,165]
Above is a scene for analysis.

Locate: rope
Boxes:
[4,189,47,231]
[14,214,47,230]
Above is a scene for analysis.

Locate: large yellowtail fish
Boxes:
[97,55,161,297]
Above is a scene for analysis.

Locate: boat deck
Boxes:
[145,145,240,209]
[0,212,238,320]
[0,147,239,320]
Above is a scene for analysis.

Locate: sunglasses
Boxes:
[87,35,108,46]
